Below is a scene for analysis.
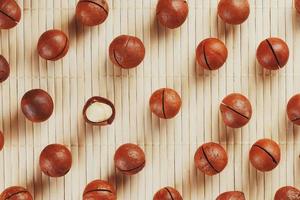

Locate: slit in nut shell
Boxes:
[83,96,115,126]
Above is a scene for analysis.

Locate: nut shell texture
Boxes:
[114,143,145,175]
[21,89,54,122]
[196,38,228,70]
[194,142,228,176]
[37,29,69,61]
[274,186,300,200]
[0,55,10,82]
[249,139,281,172]
[296,0,300,13]
[153,187,183,200]
[287,94,300,125]
[39,144,72,177]
[83,180,116,200]
[0,131,4,151]
[216,191,245,200]
[217,0,250,25]
[76,0,109,26]
[156,0,189,29]
[0,186,33,200]
[109,35,145,69]
[0,0,21,29]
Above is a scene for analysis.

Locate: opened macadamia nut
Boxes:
[83,96,115,126]
[83,180,116,200]
[0,186,33,200]
[37,29,69,61]
[153,187,183,200]
[0,55,10,82]
[76,0,109,26]
[156,0,189,29]
[21,89,54,123]
[196,38,228,70]
[194,142,228,176]
[0,0,21,29]
[39,144,72,177]
[274,186,300,200]
[256,37,289,70]
[216,191,245,200]
[149,88,181,119]
[109,35,145,69]
[287,94,300,125]
[249,139,281,172]
[114,143,145,175]
[218,0,250,25]
[220,93,252,128]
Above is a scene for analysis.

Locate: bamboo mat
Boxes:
[0,0,300,199]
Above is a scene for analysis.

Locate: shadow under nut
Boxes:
[196,38,228,70]
[287,94,300,125]
[0,0,21,29]
[256,37,289,70]
[156,0,189,29]
[153,187,183,200]
[216,191,245,200]
[249,139,281,172]
[114,143,146,175]
[109,35,145,69]
[0,186,33,200]
[194,142,228,176]
[37,29,69,61]
[274,186,300,200]
[76,0,109,26]
[83,180,117,200]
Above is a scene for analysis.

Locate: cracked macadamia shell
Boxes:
[149,88,182,119]
[37,29,69,61]
[0,0,21,29]
[39,144,72,177]
[83,96,115,126]
[0,55,10,82]
[194,142,228,176]
[21,89,54,123]
[220,93,252,128]
[109,35,145,69]
[196,38,228,70]
[256,37,289,70]
[114,143,145,175]
[0,186,33,200]
[156,0,189,29]
[216,191,245,200]
[153,187,183,200]
[83,180,116,200]
[76,0,109,26]
[217,0,250,25]
[287,94,300,125]
[249,139,281,172]
[274,186,300,200]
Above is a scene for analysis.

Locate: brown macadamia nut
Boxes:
[0,186,33,200]
[21,89,54,123]
[256,37,289,70]
[218,0,250,25]
[153,187,183,200]
[194,142,228,176]
[296,0,300,13]
[149,88,181,119]
[0,0,21,29]
[114,143,145,175]
[216,191,245,200]
[274,186,300,200]
[156,0,189,29]
[37,29,69,61]
[196,38,228,70]
[0,55,10,82]
[39,144,72,177]
[0,131,4,151]
[249,139,281,172]
[76,0,109,26]
[287,94,300,125]
[109,35,145,69]
[83,180,116,200]
[83,96,115,126]
[220,93,252,128]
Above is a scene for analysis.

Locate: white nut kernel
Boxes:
[85,102,113,123]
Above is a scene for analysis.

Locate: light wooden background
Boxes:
[0,0,299,199]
